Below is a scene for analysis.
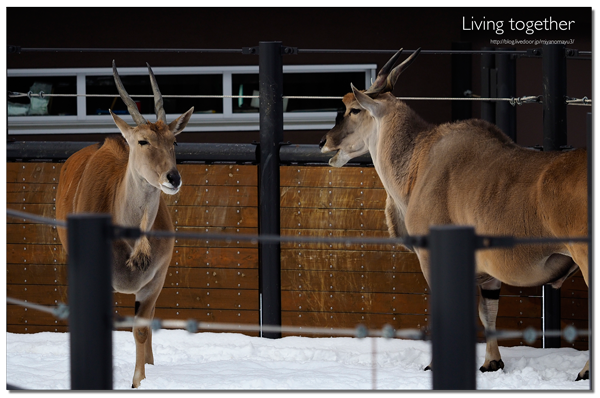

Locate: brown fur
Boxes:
[320,71,588,380]
[57,138,127,226]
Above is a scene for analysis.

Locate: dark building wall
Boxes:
[7,7,592,148]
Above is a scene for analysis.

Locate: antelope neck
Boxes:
[115,165,161,232]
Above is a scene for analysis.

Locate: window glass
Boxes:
[85,74,223,116]
[232,72,366,113]
[8,76,77,116]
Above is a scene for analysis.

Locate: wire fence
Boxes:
[5,207,590,344]
[7,91,592,106]
[6,42,591,390]
[7,45,593,57]
[5,291,589,346]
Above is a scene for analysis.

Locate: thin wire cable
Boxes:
[8,92,259,99]
[113,316,424,339]
[5,91,545,103]
[5,292,423,339]
[566,97,592,106]
[5,208,589,248]
[6,297,69,320]
[143,227,417,247]
[8,46,592,57]
[146,228,590,247]
[489,326,589,344]
[6,292,588,343]
[8,91,591,105]
[513,237,589,245]
[6,208,66,228]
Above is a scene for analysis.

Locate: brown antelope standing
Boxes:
[319,49,588,381]
[56,61,194,388]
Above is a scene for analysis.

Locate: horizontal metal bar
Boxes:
[299,49,529,56]
[6,141,258,163]
[176,143,257,162]
[8,141,372,164]
[7,141,92,161]
[13,47,243,54]
[280,144,372,164]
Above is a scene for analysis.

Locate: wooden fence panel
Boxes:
[6,162,588,350]
[279,165,574,348]
[6,162,259,336]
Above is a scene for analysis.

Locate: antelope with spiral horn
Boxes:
[56,61,194,388]
[319,48,588,381]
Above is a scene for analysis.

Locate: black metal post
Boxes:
[480,47,495,124]
[587,112,592,381]
[67,214,113,390]
[542,44,567,349]
[451,42,472,122]
[495,48,516,141]
[258,41,283,339]
[542,44,568,151]
[429,226,477,390]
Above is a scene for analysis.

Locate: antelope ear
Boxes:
[169,107,194,136]
[110,109,134,140]
[351,84,382,117]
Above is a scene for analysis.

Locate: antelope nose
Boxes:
[167,170,181,188]
[319,136,327,149]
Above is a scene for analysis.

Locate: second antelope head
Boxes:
[110,61,194,194]
[319,48,421,167]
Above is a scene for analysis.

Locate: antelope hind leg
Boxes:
[576,362,589,381]
[570,244,589,381]
[478,278,504,372]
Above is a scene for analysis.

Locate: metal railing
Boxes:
[6,208,591,390]
[6,42,592,391]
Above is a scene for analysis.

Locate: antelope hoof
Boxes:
[480,359,505,373]
[576,370,589,381]
[126,252,151,271]
[132,372,145,389]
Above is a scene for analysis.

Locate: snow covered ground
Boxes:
[5,330,590,391]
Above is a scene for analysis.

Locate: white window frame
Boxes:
[8,64,377,135]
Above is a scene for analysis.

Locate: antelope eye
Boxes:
[173,141,178,146]
[138,140,149,146]
[350,108,361,115]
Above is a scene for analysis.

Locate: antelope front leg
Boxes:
[145,307,156,365]
[132,295,160,388]
[478,278,504,372]
[413,248,434,372]
[384,196,412,251]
